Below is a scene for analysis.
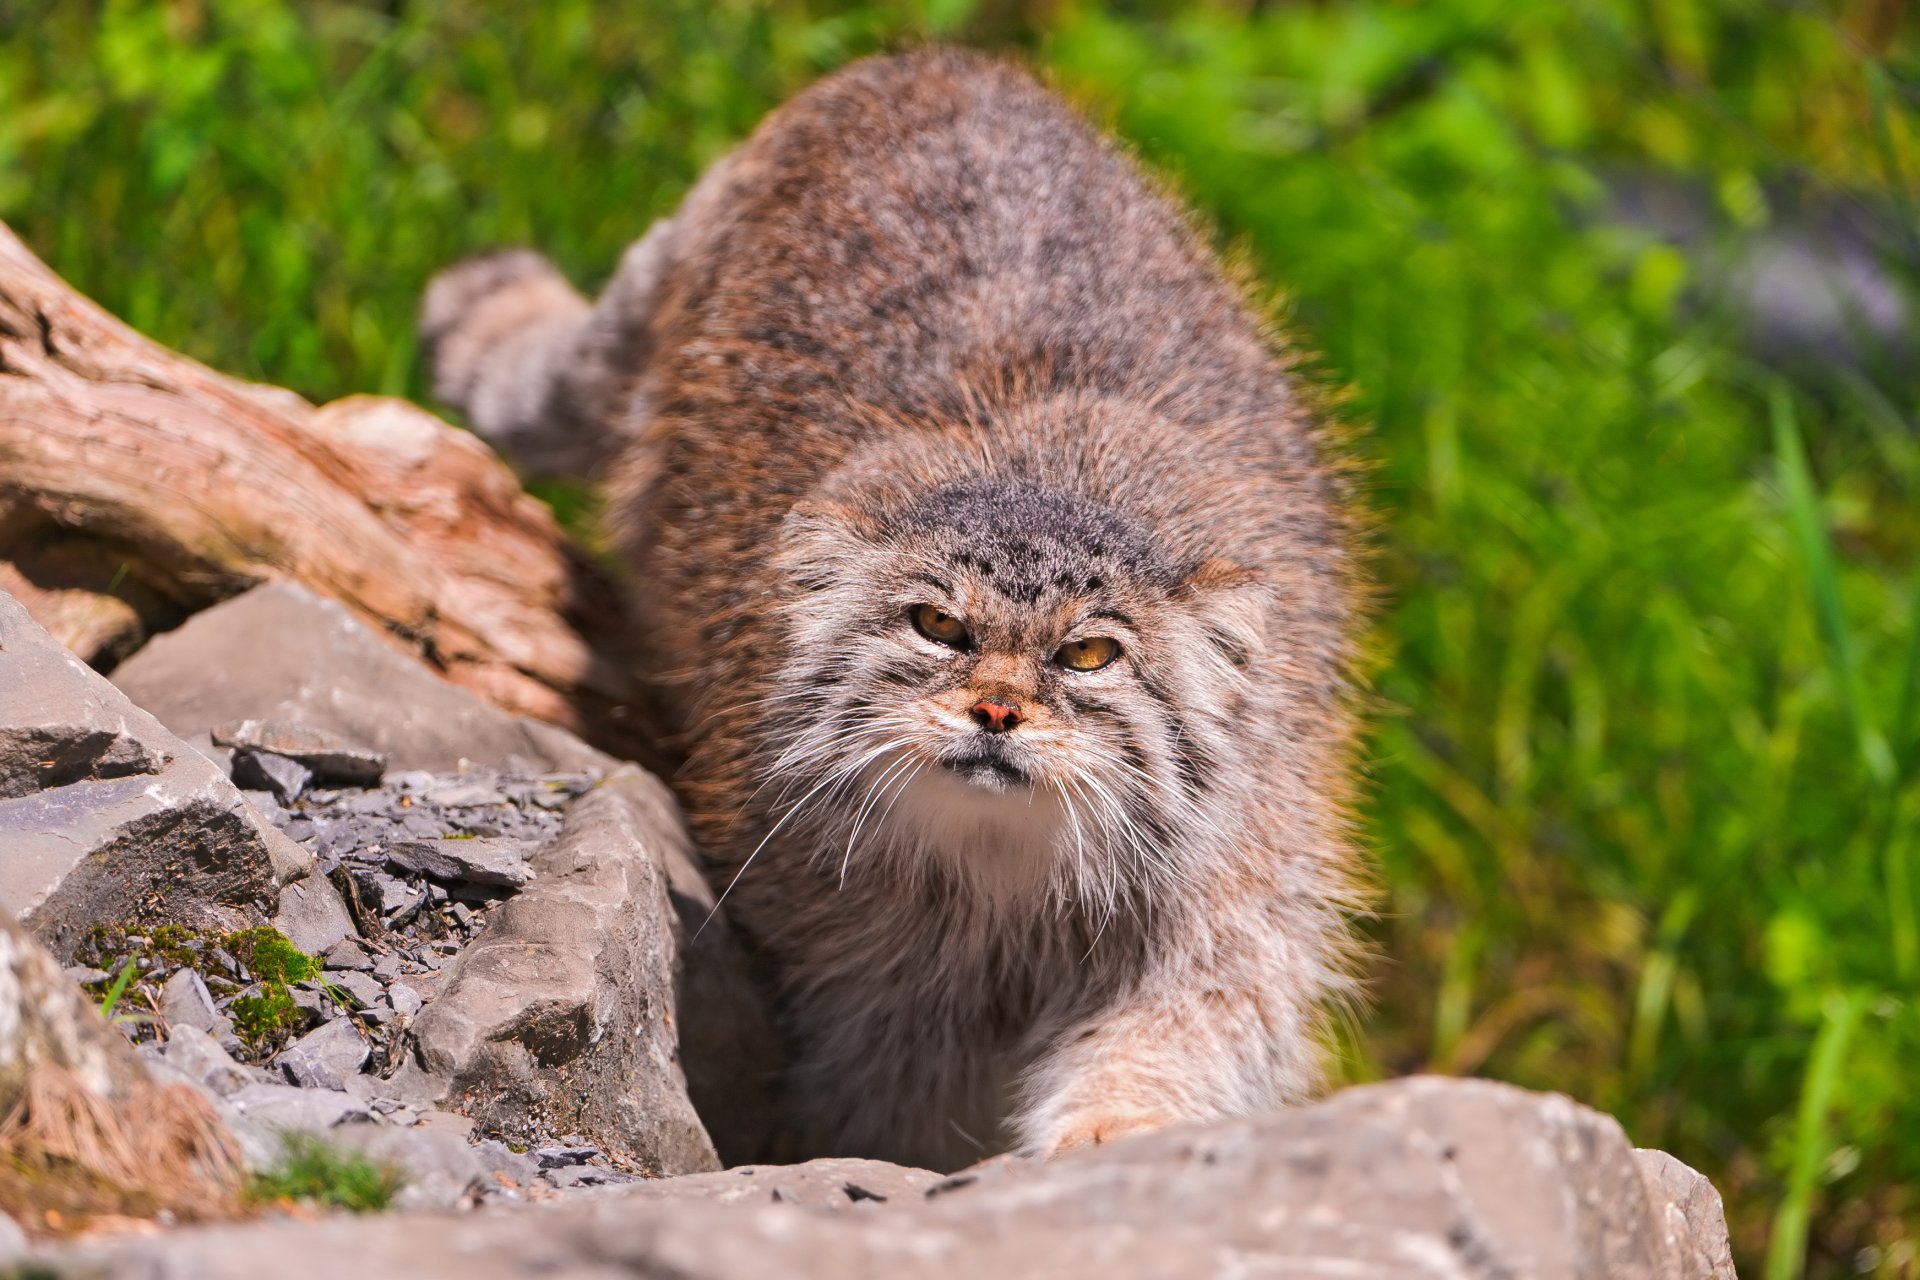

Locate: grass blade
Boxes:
[1771,384,1895,786]
[1765,990,1867,1280]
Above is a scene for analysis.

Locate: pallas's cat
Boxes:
[423,47,1364,1172]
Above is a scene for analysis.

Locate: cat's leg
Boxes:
[1014,910,1350,1156]
[419,215,680,478]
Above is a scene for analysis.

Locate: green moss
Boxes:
[245,1134,403,1214]
[228,987,301,1054]
[226,927,318,986]
[76,924,321,1057]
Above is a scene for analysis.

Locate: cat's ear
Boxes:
[1175,558,1271,672]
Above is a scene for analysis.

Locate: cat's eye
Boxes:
[910,604,970,649]
[1055,636,1120,672]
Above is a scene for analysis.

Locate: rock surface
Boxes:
[32,1078,1735,1279]
[0,589,305,958]
[408,770,722,1175]
[112,582,616,776]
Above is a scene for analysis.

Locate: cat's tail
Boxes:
[419,216,680,479]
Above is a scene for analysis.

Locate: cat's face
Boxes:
[767,477,1267,904]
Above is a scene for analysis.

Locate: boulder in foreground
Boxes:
[0,590,306,959]
[34,1076,1732,1279]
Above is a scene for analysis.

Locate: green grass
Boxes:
[246,1134,404,1214]
[4,2,1917,1273]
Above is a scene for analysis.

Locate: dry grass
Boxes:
[0,1064,245,1238]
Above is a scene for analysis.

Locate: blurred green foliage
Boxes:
[3,1,1918,1274]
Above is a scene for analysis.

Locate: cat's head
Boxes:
[763,474,1269,907]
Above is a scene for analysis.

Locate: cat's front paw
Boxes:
[1040,1108,1175,1158]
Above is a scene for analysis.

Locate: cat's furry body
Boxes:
[423,48,1364,1172]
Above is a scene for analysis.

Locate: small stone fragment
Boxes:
[472,1139,539,1194]
[231,747,312,806]
[160,967,233,1038]
[163,1023,270,1097]
[386,837,534,888]
[544,1165,637,1189]
[212,718,387,787]
[275,1016,370,1089]
[427,782,508,808]
[414,1110,476,1140]
[324,938,375,971]
[534,1144,599,1169]
[273,874,355,956]
[325,969,385,1010]
[387,983,423,1019]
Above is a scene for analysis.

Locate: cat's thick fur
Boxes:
[422,47,1365,1172]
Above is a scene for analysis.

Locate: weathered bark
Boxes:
[0,221,642,757]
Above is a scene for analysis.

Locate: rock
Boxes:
[273,1017,369,1090]
[160,967,233,1039]
[544,1164,638,1189]
[1635,1148,1737,1280]
[273,874,355,956]
[533,1144,599,1169]
[472,1139,541,1195]
[25,1078,1736,1279]
[323,938,374,971]
[328,1125,487,1213]
[321,969,385,1010]
[0,910,157,1106]
[412,1110,477,1141]
[618,1158,945,1211]
[0,590,309,958]
[225,1082,372,1168]
[387,982,423,1018]
[386,836,534,888]
[111,582,615,776]
[161,1024,271,1098]
[409,769,720,1175]
[230,747,313,805]
[213,719,386,787]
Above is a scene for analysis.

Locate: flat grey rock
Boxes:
[471,1139,540,1195]
[329,1125,487,1213]
[618,1158,944,1211]
[231,747,313,805]
[386,836,534,888]
[224,1082,372,1169]
[322,969,385,1010]
[111,582,613,776]
[323,939,374,972]
[273,1017,369,1090]
[0,590,306,958]
[160,1024,272,1098]
[409,769,721,1175]
[387,983,423,1019]
[214,718,386,787]
[31,1078,1735,1280]
[273,874,355,957]
[160,967,232,1039]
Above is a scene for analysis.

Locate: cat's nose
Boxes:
[970,697,1024,733]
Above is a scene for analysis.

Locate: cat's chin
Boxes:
[939,752,1033,794]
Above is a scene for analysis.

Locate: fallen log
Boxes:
[0,222,645,760]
